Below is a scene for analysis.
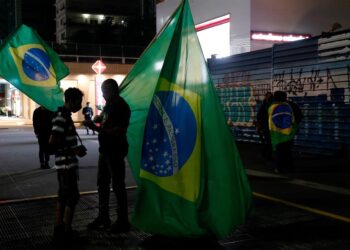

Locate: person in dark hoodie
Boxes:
[33,106,54,169]
[256,92,273,160]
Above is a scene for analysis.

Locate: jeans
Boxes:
[97,152,128,223]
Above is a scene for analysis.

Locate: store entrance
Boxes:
[0,82,22,118]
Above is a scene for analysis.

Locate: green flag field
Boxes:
[120,0,252,239]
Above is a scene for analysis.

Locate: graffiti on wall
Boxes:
[210,29,350,155]
[216,82,256,127]
[272,67,350,97]
[215,65,350,129]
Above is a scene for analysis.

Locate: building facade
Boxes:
[0,0,56,42]
[0,0,19,41]
[2,0,350,126]
[0,0,156,125]
[157,0,350,58]
[55,0,156,46]
[0,61,132,124]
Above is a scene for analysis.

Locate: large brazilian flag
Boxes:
[120,0,252,239]
[0,24,69,111]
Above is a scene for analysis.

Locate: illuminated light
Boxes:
[98,15,105,20]
[77,74,88,83]
[111,75,126,85]
[82,14,90,19]
[251,32,310,42]
[92,60,107,74]
[195,14,230,32]
[154,61,164,71]
[196,15,231,59]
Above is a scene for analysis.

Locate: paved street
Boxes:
[0,126,136,201]
[0,126,349,249]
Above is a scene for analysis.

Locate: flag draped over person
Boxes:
[268,102,297,150]
[119,0,252,239]
[0,24,69,111]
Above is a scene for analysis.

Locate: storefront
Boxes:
[0,61,132,125]
[0,80,22,118]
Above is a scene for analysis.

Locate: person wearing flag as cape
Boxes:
[84,79,131,233]
[269,91,302,173]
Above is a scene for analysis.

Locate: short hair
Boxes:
[64,87,84,102]
[273,91,287,102]
[102,78,119,94]
[86,101,90,104]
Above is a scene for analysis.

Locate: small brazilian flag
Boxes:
[119,0,252,239]
[0,24,69,111]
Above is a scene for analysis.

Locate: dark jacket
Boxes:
[82,106,94,120]
[98,96,131,156]
[33,107,53,136]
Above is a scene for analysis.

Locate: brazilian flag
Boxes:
[268,102,297,150]
[0,24,69,111]
[119,0,252,239]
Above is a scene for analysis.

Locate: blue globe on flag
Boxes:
[22,48,51,81]
[141,91,197,177]
[272,104,292,129]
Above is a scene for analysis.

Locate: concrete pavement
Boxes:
[0,126,350,249]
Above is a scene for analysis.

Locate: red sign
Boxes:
[92,60,106,74]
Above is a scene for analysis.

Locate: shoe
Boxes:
[87,216,111,230]
[110,220,130,234]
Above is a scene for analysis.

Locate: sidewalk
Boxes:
[237,142,350,189]
[0,117,31,127]
[0,189,234,250]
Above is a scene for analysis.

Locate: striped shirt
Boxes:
[51,106,79,170]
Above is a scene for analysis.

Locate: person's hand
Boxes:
[74,145,87,157]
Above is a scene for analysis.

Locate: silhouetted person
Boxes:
[49,88,87,243]
[33,106,53,169]
[82,101,95,135]
[85,79,131,234]
[256,92,273,160]
[269,91,302,173]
